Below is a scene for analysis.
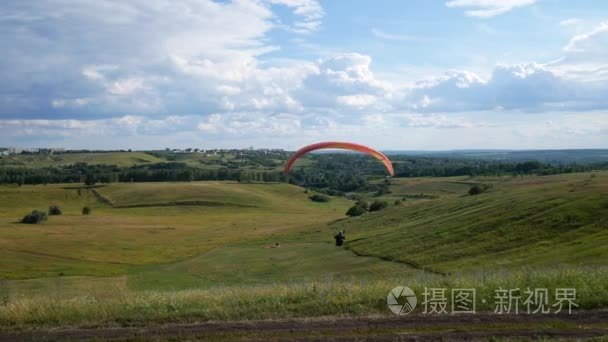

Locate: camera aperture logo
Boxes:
[387,286,417,315]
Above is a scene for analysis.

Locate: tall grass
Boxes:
[1,266,606,330]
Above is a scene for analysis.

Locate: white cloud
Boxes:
[446,0,538,18]
[107,78,146,96]
[197,112,301,136]
[402,63,608,112]
[268,0,324,34]
[548,21,608,82]
[52,98,93,108]
[398,113,474,128]
[0,0,312,119]
[337,94,377,107]
[559,18,580,27]
[371,28,416,41]
[296,53,389,109]
[563,21,608,53]
[2,1,608,149]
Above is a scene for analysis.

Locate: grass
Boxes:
[327,172,608,272]
[0,182,351,279]
[0,172,607,329]
[127,242,411,291]
[1,266,607,329]
[0,152,164,167]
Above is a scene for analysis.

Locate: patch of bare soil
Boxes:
[2,310,607,341]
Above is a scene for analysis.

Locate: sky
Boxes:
[1,0,607,150]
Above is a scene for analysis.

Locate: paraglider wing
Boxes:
[284,141,394,176]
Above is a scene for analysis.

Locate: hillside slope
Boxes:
[328,172,608,272]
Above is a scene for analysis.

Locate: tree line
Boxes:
[0,156,605,191]
[0,162,284,186]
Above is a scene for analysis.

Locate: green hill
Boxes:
[1,173,608,328]
[0,152,164,167]
[326,172,608,273]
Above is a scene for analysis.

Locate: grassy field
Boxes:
[2,267,607,328]
[0,182,351,279]
[0,152,164,167]
[0,172,607,329]
[0,150,291,171]
[330,172,608,272]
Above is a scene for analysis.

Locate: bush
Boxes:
[82,206,91,215]
[309,194,330,202]
[21,210,48,224]
[356,200,369,211]
[346,205,366,217]
[369,200,389,212]
[48,205,62,215]
[394,199,402,205]
[468,184,491,196]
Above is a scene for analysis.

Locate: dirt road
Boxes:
[2,310,607,341]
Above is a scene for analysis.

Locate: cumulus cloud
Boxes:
[446,0,538,18]
[402,63,608,112]
[1,0,608,148]
[296,53,389,110]
[549,21,608,82]
[0,0,313,119]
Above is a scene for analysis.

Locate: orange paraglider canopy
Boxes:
[284,141,394,176]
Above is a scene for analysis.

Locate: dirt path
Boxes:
[2,310,607,341]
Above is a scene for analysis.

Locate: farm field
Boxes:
[0,152,165,167]
[0,172,607,333]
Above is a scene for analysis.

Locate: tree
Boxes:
[346,205,366,217]
[21,210,48,224]
[309,194,330,202]
[84,174,97,186]
[468,184,490,196]
[82,206,91,215]
[48,205,62,215]
[369,200,389,212]
[356,200,369,211]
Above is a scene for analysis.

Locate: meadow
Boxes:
[0,170,607,330]
[0,151,164,167]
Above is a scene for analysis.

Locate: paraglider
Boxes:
[284,141,394,176]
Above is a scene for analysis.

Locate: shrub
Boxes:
[468,184,491,196]
[394,199,402,205]
[82,206,91,215]
[369,200,389,212]
[309,194,330,202]
[356,200,369,211]
[21,210,48,224]
[346,205,366,217]
[48,205,62,216]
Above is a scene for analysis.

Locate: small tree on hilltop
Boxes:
[309,194,330,202]
[469,184,491,196]
[48,205,62,216]
[356,200,369,211]
[369,200,388,212]
[346,205,366,217]
[21,210,48,224]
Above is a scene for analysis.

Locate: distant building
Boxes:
[0,147,65,155]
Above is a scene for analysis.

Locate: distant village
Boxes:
[0,147,285,156]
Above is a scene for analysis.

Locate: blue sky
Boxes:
[0,0,607,150]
